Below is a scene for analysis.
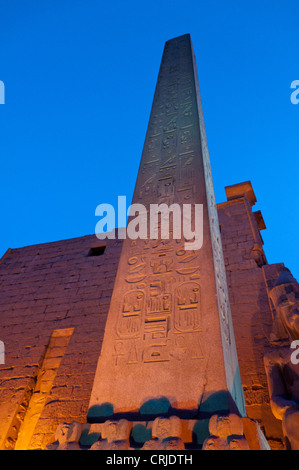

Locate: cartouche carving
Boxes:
[51,422,83,450]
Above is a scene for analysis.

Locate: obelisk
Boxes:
[88,34,246,421]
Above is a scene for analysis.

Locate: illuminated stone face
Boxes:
[87,34,245,422]
[101,419,131,442]
[209,413,243,437]
[202,413,249,451]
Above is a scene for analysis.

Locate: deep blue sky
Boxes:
[0,0,298,279]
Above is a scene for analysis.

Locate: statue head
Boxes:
[208,413,243,437]
[55,422,82,445]
[269,269,299,340]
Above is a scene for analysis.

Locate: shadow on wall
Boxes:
[246,280,284,446]
[86,390,244,449]
[87,389,242,423]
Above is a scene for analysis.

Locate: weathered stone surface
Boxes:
[88,33,245,423]
[151,416,182,439]
[89,419,132,450]
[90,439,130,450]
[225,181,257,207]
[141,416,185,449]
[142,436,185,450]
[47,415,272,450]
[217,187,285,447]
[0,34,293,450]
[202,413,250,450]
[0,164,285,449]
[54,422,83,450]
[208,413,243,437]
[242,417,271,450]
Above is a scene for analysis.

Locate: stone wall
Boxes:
[217,182,285,448]
[0,235,122,449]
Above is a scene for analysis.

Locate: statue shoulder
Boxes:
[264,345,290,366]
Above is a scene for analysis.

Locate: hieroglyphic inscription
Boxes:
[113,235,203,366]
[89,34,246,418]
[111,34,206,365]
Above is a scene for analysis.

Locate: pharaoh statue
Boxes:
[264,268,299,450]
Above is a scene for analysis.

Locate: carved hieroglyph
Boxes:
[88,34,245,420]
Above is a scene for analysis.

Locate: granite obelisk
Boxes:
[88,34,246,421]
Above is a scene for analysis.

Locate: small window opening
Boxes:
[88,246,106,257]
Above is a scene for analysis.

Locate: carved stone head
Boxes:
[152,416,182,440]
[208,414,243,437]
[101,419,131,442]
[269,269,299,340]
[55,422,82,445]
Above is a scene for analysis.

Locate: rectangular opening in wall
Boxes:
[87,246,106,257]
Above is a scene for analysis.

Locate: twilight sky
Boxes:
[0,0,298,279]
